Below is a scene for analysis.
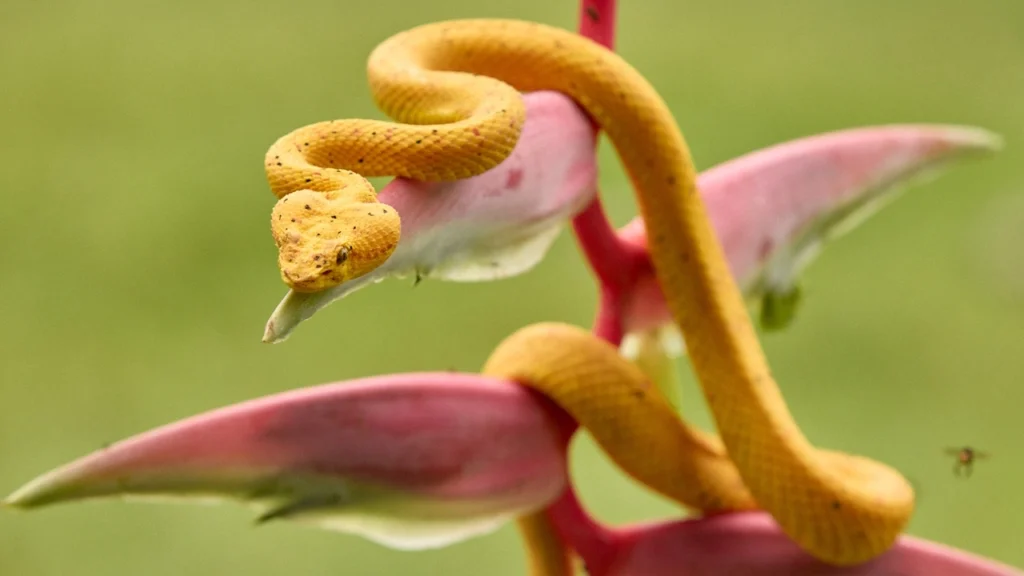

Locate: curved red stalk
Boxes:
[543,2,631,574]
[569,0,641,305]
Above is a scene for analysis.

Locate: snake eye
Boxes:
[336,246,349,265]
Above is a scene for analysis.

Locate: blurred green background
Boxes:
[2,0,1022,574]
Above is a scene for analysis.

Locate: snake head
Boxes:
[271,188,401,293]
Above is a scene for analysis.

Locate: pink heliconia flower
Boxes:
[5,373,1021,575]
[261,91,1001,348]
[4,374,572,551]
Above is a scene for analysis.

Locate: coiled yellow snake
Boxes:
[264,19,914,568]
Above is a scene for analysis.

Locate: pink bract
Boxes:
[5,374,571,551]
[618,124,1001,344]
[599,512,1020,576]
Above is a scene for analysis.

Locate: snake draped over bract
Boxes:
[262,18,915,568]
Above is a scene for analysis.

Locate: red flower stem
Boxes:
[569,0,642,341]
[591,287,625,346]
[541,3,630,575]
[545,480,617,573]
[577,0,617,50]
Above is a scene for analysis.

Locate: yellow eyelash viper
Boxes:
[263,18,914,570]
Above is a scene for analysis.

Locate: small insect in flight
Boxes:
[945,446,990,478]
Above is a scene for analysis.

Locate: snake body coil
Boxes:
[264,19,914,566]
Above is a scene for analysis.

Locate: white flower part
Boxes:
[621,324,685,361]
[620,324,686,410]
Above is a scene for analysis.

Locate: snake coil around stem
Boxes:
[263,18,914,567]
